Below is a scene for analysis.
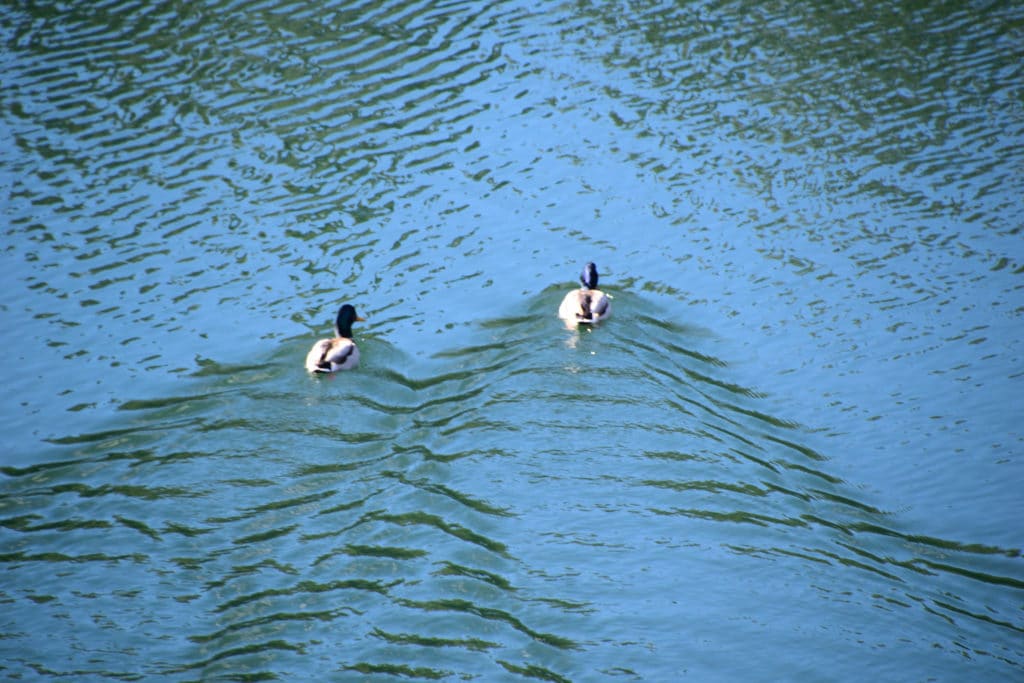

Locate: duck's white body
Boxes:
[558,288,610,325]
[558,262,610,326]
[305,337,360,373]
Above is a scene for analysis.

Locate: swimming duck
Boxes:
[305,304,365,373]
[558,262,610,325]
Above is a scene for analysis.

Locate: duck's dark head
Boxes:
[334,304,365,338]
[580,262,599,290]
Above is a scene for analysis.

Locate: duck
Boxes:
[305,304,365,373]
[558,262,610,325]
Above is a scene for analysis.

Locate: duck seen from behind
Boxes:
[305,304,365,373]
[558,262,610,326]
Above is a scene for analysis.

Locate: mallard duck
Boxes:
[305,304,365,373]
[558,262,610,325]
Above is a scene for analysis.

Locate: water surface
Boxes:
[2,0,1022,680]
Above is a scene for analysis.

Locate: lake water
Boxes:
[2,0,1022,680]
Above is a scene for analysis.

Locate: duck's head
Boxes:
[334,304,365,338]
[580,262,600,290]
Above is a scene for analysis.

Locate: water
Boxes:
[2,0,1022,679]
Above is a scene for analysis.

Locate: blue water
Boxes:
[2,0,1022,680]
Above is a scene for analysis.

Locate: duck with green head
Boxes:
[558,262,610,326]
[305,304,365,373]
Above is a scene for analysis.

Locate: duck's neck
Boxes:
[335,319,354,339]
